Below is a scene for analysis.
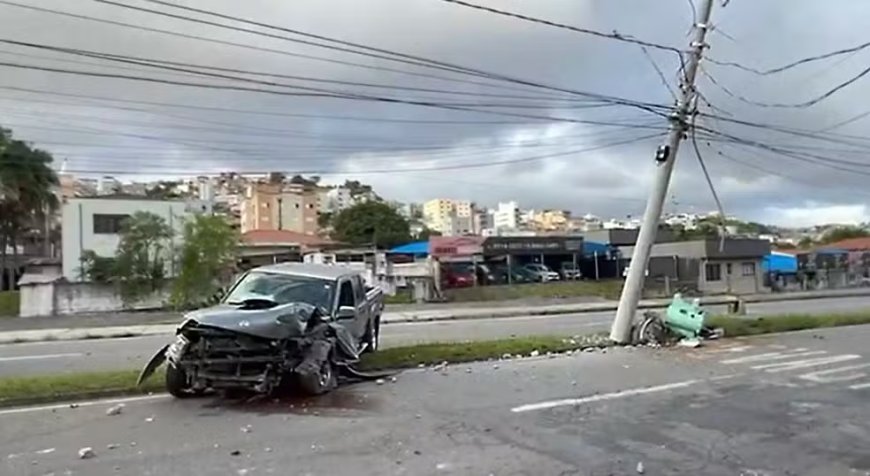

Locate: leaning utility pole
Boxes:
[609,0,715,343]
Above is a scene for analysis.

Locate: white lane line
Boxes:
[752,355,862,373]
[707,345,754,354]
[849,382,870,390]
[798,363,870,383]
[510,380,700,413]
[720,349,825,365]
[0,352,82,362]
[0,394,168,417]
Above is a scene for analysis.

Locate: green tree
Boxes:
[171,215,239,308]
[798,236,815,249]
[145,180,182,199]
[332,201,411,249]
[113,212,173,305]
[819,226,869,244]
[0,127,59,289]
[416,227,441,240]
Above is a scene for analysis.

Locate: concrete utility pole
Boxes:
[609,0,716,343]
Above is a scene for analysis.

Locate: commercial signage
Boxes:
[429,236,484,257]
[483,237,583,255]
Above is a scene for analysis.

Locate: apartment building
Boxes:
[240,182,319,235]
[492,201,520,231]
[423,199,473,236]
[529,209,571,231]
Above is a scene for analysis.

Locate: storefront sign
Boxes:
[429,236,484,257]
[483,237,583,255]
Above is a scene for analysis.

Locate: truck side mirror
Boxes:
[336,306,356,320]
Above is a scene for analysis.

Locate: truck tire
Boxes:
[298,360,337,395]
[362,315,380,354]
[165,363,195,398]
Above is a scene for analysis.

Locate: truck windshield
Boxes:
[224,271,334,310]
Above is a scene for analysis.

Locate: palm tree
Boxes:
[0,128,59,290]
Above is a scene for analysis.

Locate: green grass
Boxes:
[5,311,870,407]
[0,369,165,407]
[384,290,414,305]
[0,291,19,317]
[445,280,624,302]
[709,311,870,337]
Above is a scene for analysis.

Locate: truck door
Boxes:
[351,275,371,339]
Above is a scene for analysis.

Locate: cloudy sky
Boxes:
[1,0,870,227]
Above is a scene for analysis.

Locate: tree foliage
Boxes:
[0,126,59,289]
[80,212,173,306]
[332,201,410,249]
[819,226,869,245]
[171,215,239,308]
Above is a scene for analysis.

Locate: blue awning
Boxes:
[762,252,797,273]
[388,241,429,255]
[583,240,612,257]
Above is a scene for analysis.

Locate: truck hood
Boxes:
[180,302,322,340]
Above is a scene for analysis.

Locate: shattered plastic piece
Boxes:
[78,447,95,460]
[436,462,451,471]
[230,450,241,456]
[465,368,472,374]
[678,338,701,348]
[583,347,595,353]
[376,379,385,385]
[69,403,79,409]
[492,364,500,370]
[636,461,645,474]
[264,447,272,453]
[529,350,540,358]
[35,448,55,455]
[501,353,511,360]
[241,425,252,433]
[106,444,119,450]
[144,416,154,423]
[105,404,124,416]
[390,376,398,383]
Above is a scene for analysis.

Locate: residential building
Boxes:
[60,197,208,282]
[96,176,121,196]
[529,209,571,232]
[423,199,473,236]
[472,207,490,235]
[492,201,520,231]
[240,182,319,235]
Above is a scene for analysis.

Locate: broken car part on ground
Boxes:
[137,264,385,397]
[632,294,724,347]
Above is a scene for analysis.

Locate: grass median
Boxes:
[4,311,870,407]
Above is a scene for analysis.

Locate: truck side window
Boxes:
[353,276,365,303]
[338,280,355,308]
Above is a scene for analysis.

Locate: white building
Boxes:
[320,187,354,214]
[96,176,121,195]
[423,199,473,236]
[61,197,208,282]
[492,201,520,231]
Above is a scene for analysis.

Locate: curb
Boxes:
[2,289,869,345]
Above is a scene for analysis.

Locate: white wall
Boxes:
[62,198,200,282]
[19,281,168,317]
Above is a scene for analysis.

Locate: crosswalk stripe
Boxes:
[752,355,861,372]
[798,363,870,383]
[720,349,825,365]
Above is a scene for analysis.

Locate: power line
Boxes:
[435,0,687,56]
[706,39,870,76]
[0,0,565,97]
[93,0,671,114]
[640,47,678,101]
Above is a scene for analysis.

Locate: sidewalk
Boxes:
[1,288,869,345]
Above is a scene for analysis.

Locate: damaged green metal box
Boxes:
[664,294,706,339]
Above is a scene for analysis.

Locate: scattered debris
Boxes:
[571,380,578,386]
[376,379,385,385]
[230,450,242,456]
[436,462,452,471]
[678,338,701,348]
[529,350,540,358]
[415,414,422,419]
[68,403,79,409]
[465,368,472,374]
[35,448,55,455]
[238,469,250,475]
[264,447,272,453]
[583,347,595,353]
[501,353,512,360]
[547,352,556,359]
[636,461,645,474]
[144,416,154,423]
[390,376,398,383]
[105,404,125,416]
[78,447,96,460]
[106,444,119,450]
[214,444,220,449]
[130,442,137,447]
[492,364,500,370]
[241,425,252,433]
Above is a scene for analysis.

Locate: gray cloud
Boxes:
[1,0,869,226]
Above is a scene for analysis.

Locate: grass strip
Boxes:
[0,335,607,407]
[4,311,870,407]
[0,291,19,317]
[709,311,870,337]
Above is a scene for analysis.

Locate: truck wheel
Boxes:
[165,363,196,398]
[363,316,380,354]
[298,360,337,395]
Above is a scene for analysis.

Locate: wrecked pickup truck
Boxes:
[137,263,384,397]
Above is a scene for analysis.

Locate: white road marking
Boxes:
[707,345,754,354]
[510,379,700,413]
[720,349,826,365]
[0,352,82,362]
[798,363,870,383]
[848,382,870,390]
[0,394,168,417]
[752,355,862,373]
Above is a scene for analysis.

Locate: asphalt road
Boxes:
[2,325,869,475]
[1,295,870,378]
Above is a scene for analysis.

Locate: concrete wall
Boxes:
[61,198,198,282]
[19,281,168,317]
[698,258,762,295]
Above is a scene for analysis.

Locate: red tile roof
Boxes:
[819,237,870,251]
[241,229,332,247]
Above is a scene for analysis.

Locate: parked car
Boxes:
[560,262,582,280]
[523,263,560,282]
[137,263,384,398]
[490,265,535,285]
[442,266,475,288]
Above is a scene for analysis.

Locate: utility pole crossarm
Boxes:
[608,0,715,343]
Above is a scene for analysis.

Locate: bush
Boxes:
[444,280,624,302]
[0,291,18,317]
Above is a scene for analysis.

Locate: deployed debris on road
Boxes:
[105,404,124,416]
[78,447,95,460]
[136,264,386,398]
[631,294,724,347]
